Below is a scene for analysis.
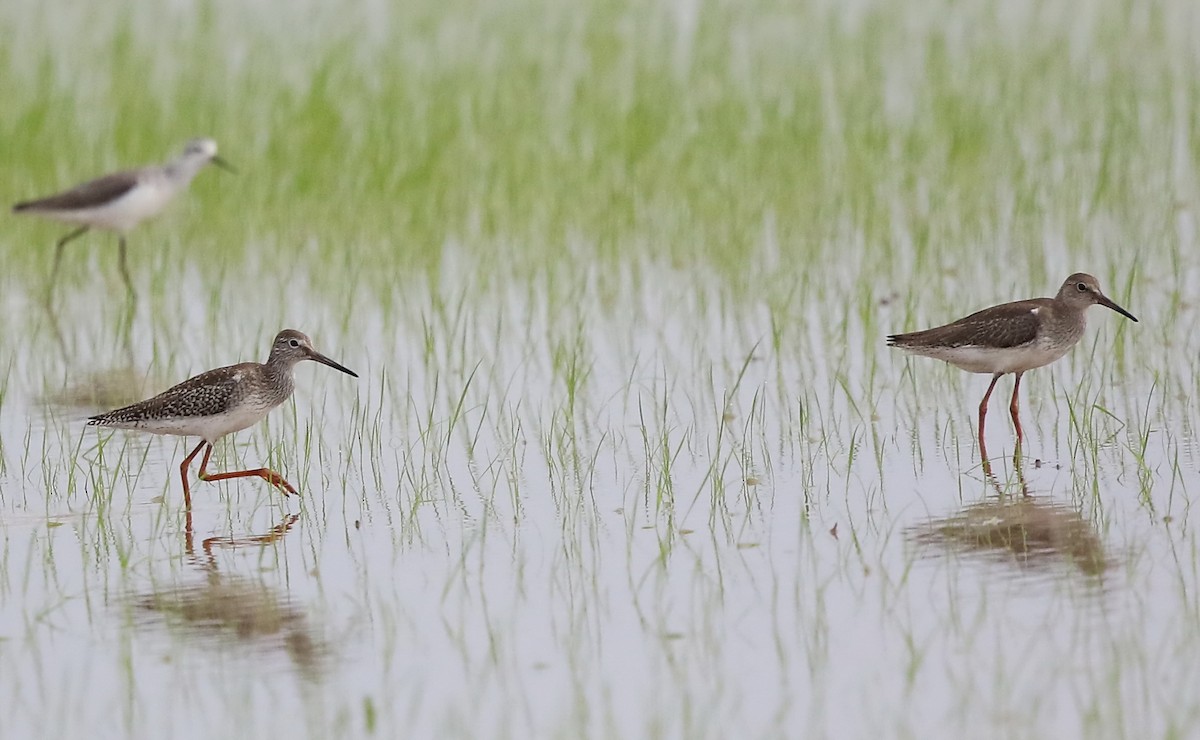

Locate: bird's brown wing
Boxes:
[88,363,253,425]
[888,299,1046,349]
[14,170,140,213]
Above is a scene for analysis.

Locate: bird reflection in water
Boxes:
[912,465,1109,579]
[131,513,327,678]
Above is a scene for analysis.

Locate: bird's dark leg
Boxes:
[197,444,299,496]
[179,441,209,510]
[979,373,1003,476]
[116,235,136,356]
[48,226,89,297]
[1010,371,1025,457]
[39,292,69,363]
[117,235,136,300]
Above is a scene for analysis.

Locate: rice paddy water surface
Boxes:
[0,0,1198,737]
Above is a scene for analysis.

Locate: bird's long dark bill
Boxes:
[1098,294,1138,322]
[311,352,359,377]
[212,155,237,173]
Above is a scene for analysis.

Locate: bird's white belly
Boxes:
[911,343,1072,374]
[53,182,176,231]
[128,405,273,443]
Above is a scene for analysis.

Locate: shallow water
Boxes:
[0,247,1192,738]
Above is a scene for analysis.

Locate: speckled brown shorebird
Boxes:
[13,138,234,297]
[887,273,1137,465]
[88,329,357,509]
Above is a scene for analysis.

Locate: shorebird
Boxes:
[888,273,1137,466]
[13,137,234,297]
[88,329,357,509]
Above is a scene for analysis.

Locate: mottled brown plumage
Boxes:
[89,330,357,509]
[89,361,291,439]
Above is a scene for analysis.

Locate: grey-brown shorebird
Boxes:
[887,273,1137,464]
[13,138,234,297]
[88,329,357,509]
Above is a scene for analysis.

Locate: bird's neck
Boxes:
[263,361,297,398]
[1048,307,1088,346]
[163,157,206,186]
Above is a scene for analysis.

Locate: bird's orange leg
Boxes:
[196,444,298,496]
[179,440,209,510]
[184,508,195,557]
[1009,371,1025,457]
[978,373,1003,476]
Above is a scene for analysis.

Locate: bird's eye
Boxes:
[1076,282,1088,292]
[289,339,300,348]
